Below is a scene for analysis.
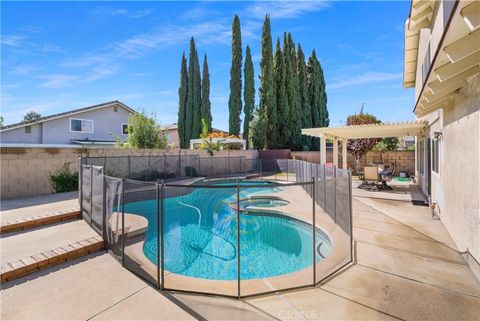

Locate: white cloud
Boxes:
[40,74,78,88]
[90,7,153,19]
[1,35,27,47]
[329,72,402,90]
[61,55,110,68]
[246,1,329,20]
[112,21,232,58]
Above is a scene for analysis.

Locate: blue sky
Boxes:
[1,1,414,130]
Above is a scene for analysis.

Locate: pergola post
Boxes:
[333,138,339,168]
[342,139,348,170]
[320,136,327,165]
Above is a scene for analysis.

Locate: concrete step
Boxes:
[0,219,102,282]
[1,235,104,283]
[1,191,79,234]
[0,210,81,234]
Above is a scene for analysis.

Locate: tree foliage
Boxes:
[123,112,168,149]
[23,111,42,122]
[250,109,266,150]
[346,111,381,168]
[201,54,212,132]
[243,45,255,149]
[297,45,311,151]
[273,38,287,149]
[259,15,276,149]
[177,52,188,148]
[373,137,399,151]
[0,115,4,127]
[228,15,242,135]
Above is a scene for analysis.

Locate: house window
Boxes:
[432,138,439,173]
[422,44,431,85]
[70,118,94,133]
[417,140,424,175]
[114,106,118,112]
[122,124,129,135]
[25,126,31,134]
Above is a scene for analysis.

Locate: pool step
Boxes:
[0,235,104,283]
[0,210,81,235]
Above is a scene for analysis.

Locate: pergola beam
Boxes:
[461,1,480,31]
[428,65,480,93]
[435,51,480,81]
[444,28,480,63]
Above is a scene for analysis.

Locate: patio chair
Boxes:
[358,165,381,191]
[379,163,396,190]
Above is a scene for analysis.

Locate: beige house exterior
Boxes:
[404,0,479,277]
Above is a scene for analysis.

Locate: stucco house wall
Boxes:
[0,123,43,144]
[41,105,131,144]
[435,74,479,264]
[0,102,132,145]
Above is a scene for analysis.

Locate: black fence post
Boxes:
[160,183,165,290]
[102,173,107,249]
[312,177,316,285]
[333,166,337,223]
[121,178,125,267]
[156,183,161,290]
[323,164,327,211]
[79,156,83,219]
[90,165,94,228]
[236,179,241,299]
[348,169,353,262]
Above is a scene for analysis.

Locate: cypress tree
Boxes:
[297,44,311,151]
[287,33,302,151]
[273,38,288,149]
[191,48,202,138]
[228,15,242,135]
[177,52,188,148]
[318,59,329,127]
[185,38,196,144]
[201,54,212,132]
[259,15,276,149]
[307,49,321,150]
[243,45,255,149]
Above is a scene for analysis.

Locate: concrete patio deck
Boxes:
[1,183,479,320]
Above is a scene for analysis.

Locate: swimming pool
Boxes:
[124,180,332,280]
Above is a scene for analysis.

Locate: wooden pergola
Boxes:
[301,120,427,170]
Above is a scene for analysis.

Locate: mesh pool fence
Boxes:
[80,156,352,298]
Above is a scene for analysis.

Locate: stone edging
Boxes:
[0,235,104,283]
[0,210,81,234]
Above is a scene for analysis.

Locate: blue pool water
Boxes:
[124,180,332,280]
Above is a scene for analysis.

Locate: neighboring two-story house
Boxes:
[0,101,135,146]
[403,1,479,275]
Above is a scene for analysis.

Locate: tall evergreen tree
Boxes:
[283,33,299,150]
[243,45,255,149]
[201,54,212,132]
[191,48,202,139]
[318,59,329,127]
[259,15,276,149]
[177,52,188,148]
[286,33,302,150]
[228,15,242,135]
[307,49,321,150]
[273,38,288,148]
[185,38,196,143]
[296,45,311,150]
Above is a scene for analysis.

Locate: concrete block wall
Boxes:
[291,150,415,175]
[0,147,259,199]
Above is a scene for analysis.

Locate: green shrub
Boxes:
[49,162,79,193]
